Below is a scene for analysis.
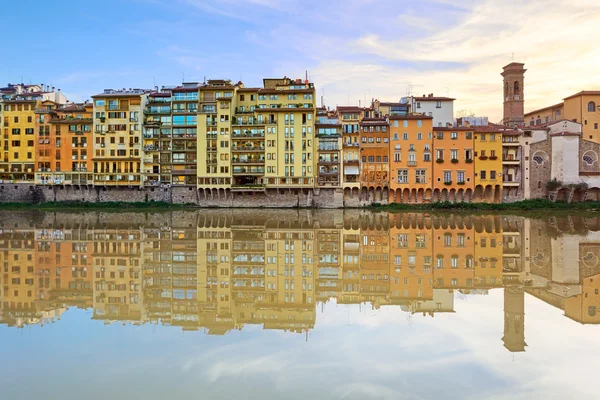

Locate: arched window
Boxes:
[504,82,509,98]
[532,151,547,166]
[556,109,561,118]
[538,181,542,189]
[588,101,596,112]
[530,118,535,126]
[514,81,520,95]
[583,151,598,166]
[589,306,597,317]
[536,118,542,125]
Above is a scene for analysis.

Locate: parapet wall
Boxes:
[0,184,356,208]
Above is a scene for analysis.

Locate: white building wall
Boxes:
[551,136,579,184]
[411,99,454,128]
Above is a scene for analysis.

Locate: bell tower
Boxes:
[502,62,526,127]
[502,286,527,352]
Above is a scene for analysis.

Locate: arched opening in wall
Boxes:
[582,150,599,171]
[555,109,561,120]
[417,188,424,203]
[375,186,382,202]
[441,188,448,202]
[368,187,375,202]
[361,187,367,201]
[352,187,359,199]
[457,188,464,202]
[588,101,597,112]
[514,81,520,95]
[465,188,472,202]
[410,188,417,204]
[494,185,502,203]
[449,188,456,203]
[474,185,484,202]
[587,187,600,201]
[344,187,351,199]
[556,188,568,202]
[432,188,440,202]
[532,151,548,167]
[402,188,411,204]
[382,186,389,203]
[582,251,599,268]
[424,188,432,203]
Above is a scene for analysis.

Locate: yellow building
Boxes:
[92,89,147,186]
[337,106,365,190]
[0,99,37,182]
[91,227,143,322]
[525,91,600,142]
[197,77,316,195]
[473,126,503,203]
[474,216,503,289]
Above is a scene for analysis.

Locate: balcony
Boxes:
[232,132,265,139]
[232,166,265,175]
[343,142,360,148]
[172,108,198,114]
[407,161,417,167]
[232,146,265,152]
[318,159,339,165]
[344,159,359,164]
[232,159,265,165]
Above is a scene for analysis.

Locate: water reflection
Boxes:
[1,210,600,354]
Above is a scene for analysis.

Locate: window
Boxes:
[436,101,442,108]
[443,171,452,183]
[457,171,465,184]
[480,170,486,179]
[451,131,458,139]
[403,133,408,140]
[444,233,452,247]
[450,149,458,160]
[588,101,596,112]
[583,151,598,166]
[417,120,423,127]
[415,169,426,183]
[394,152,401,162]
[457,233,465,247]
[398,169,408,183]
[532,151,547,165]
[417,132,422,140]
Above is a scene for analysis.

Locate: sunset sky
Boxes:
[3,0,599,122]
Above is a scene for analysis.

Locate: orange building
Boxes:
[359,117,389,202]
[389,213,434,304]
[360,221,390,308]
[432,217,475,289]
[35,102,93,185]
[389,115,433,203]
[432,127,475,202]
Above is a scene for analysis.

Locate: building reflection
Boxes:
[1,211,600,352]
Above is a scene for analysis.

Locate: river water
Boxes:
[0,209,599,399]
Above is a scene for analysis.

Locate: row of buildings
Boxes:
[1,211,600,351]
[1,64,600,203]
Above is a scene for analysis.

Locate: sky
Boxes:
[3,0,600,122]
[2,291,600,399]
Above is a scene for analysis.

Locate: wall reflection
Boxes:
[1,210,600,352]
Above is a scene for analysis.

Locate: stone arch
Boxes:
[402,188,411,203]
[441,188,448,202]
[410,189,417,204]
[433,188,440,202]
[474,185,484,202]
[582,150,599,169]
[532,150,549,166]
[465,188,472,202]
[361,187,368,201]
[344,187,351,198]
[457,188,464,203]
[556,187,568,202]
[494,185,502,203]
[417,188,424,204]
[449,188,456,203]
[587,187,600,201]
[368,186,375,202]
[424,188,432,203]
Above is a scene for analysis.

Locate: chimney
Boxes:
[52,86,55,92]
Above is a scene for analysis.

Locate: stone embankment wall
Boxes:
[0,184,384,208]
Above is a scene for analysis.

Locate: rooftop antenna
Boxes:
[182,72,185,83]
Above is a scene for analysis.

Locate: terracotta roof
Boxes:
[258,88,315,95]
[524,102,563,116]
[336,106,363,112]
[360,117,388,126]
[389,114,433,120]
[472,125,502,133]
[433,127,473,131]
[563,91,600,101]
[413,96,455,102]
[149,92,171,98]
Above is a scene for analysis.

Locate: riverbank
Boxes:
[1,198,599,212]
